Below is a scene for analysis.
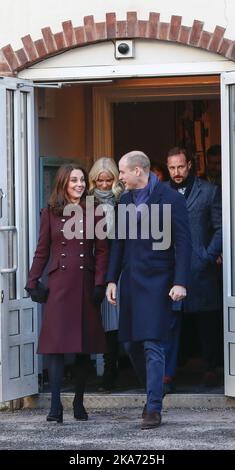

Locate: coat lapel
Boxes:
[147,180,164,205]
[138,181,163,228]
[124,180,163,206]
[122,182,163,229]
[186,177,201,209]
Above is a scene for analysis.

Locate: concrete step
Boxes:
[20,392,235,410]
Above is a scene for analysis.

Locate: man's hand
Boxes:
[169,285,186,301]
[106,282,117,305]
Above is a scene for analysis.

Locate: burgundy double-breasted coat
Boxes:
[27,206,108,354]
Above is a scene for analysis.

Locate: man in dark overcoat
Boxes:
[164,147,222,391]
[106,150,191,429]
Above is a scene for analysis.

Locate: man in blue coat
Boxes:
[164,147,222,392]
[106,150,191,429]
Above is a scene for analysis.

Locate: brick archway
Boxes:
[1,11,235,76]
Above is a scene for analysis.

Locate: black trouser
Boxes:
[102,330,119,388]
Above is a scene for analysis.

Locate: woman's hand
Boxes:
[25,281,49,303]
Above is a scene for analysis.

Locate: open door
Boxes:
[0,77,38,401]
[221,71,235,397]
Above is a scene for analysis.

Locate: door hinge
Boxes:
[1,290,4,303]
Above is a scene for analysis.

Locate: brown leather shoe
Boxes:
[141,411,161,429]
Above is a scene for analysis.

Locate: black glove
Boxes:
[25,281,49,304]
[93,285,106,304]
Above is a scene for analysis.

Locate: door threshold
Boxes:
[22,392,235,410]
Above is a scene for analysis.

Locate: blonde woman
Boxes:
[89,157,124,391]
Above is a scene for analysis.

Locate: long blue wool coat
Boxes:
[166,177,222,313]
[106,180,192,342]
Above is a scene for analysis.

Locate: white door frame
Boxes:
[0,77,38,402]
[32,70,230,396]
[221,71,235,397]
[2,60,232,399]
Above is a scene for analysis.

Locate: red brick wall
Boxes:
[0,12,234,76]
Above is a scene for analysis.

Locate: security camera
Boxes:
[117,43,130,55]
[115,40,135,59]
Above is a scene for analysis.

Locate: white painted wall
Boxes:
[19,40,235,81]
[0,0,234,51]
[25,41,229,69]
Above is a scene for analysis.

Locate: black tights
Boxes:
[47,353,91,414]
[73,354,91,402]
[48,354,64,415]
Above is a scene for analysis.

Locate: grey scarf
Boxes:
[93,188,116,206]
[93,189,116,238]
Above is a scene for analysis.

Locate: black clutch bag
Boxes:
[25,281,49,304]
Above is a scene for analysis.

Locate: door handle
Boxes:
[0,189,6,219]
[0,226,18,273]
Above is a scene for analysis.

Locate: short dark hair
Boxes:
[166,147,192,163]
[122,150,150,173]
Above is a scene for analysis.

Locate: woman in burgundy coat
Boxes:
[26,164,108,423]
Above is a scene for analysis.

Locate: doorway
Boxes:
[113,98,220,169]
[37,75,223,393]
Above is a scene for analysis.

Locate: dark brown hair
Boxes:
[48,163,88,215]
[166,147,192,163]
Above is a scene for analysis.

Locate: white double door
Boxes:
[0,77,38,401]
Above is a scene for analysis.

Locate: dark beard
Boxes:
[170,172,195,198]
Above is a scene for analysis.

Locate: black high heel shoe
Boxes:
[46,405,63,423]
[73,398,88,421]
